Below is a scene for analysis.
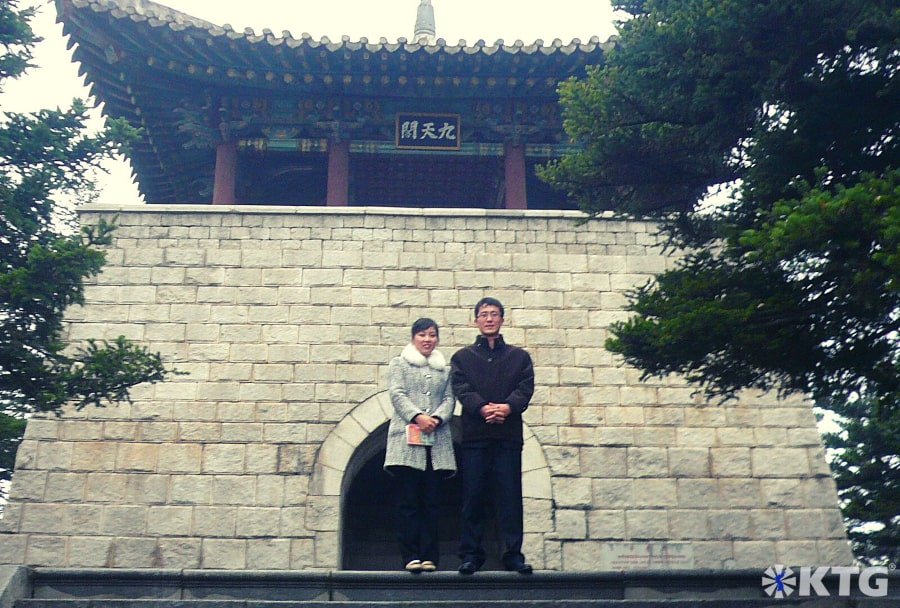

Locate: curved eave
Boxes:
[58,0,613,91]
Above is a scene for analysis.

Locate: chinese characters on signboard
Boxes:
[395,113,461,150]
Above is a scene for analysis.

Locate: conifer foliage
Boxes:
[541,0,899,563]
[0,2,169,484]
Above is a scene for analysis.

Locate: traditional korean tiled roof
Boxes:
[56,0,613,203]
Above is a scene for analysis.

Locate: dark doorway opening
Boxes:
[341,420,502,571]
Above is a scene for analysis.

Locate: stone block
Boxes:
[632,427,676,447]
[625,509,669,540]
[255,476,285,507]
[626,447,668,478]
[734,540,775,570]
[170,475,213,505]
[179,422,221,442]
[106,536,162,568]
[554,509,587,540]
[676,427,717,447]
[305,496,340,532]
[681,541,731,569]
[708,510,750,539]
[676,479,718,508]
[36,441,74,471]
[116,443,159,472]
[606,406,645,426]
[755,427,790,446]
[784,509,827,540]
[25,535,68,567]
[221,423,264,443]
[591,478,634,509]
[202,444,245,474]
[522,467,553,500]
[236,507,282,537]
[668,509,709,540]
[580,447,627,478]
[157,537,202,569]
[633,479,677,507]
[717,479,760,508]
[218,324,262,344]
[193,507,237,537]
[212,476,256,506]
[245,445,279,474]
[0,532,27,563]
[553,477,593,509]
[751,448,811,477]
[247,538,291,569]
[775,540,819,566]
[559,426,600,446]
[314,531,339,568]
[710,447,752,477]
[103,422,140,441]
[147,505,192,536]
[23,419,60,440]
[100,505,147,536]
[201,539,246,569]
[59,421,102,441]
[7,470,47,502]
[43,472,86,503]
[816,539,854,566]
[668,448,710,477]
[587,509,626,539]
[748,509,786,539]
[561,540,604,571]
[290,538,316,569]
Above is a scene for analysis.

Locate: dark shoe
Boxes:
[458,560,479,575]
[505,560,533,574]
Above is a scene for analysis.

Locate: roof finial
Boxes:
[414,0,436,45]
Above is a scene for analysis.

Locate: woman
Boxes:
[384,318,456,572]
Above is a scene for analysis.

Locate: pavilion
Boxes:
[56,0,612,209]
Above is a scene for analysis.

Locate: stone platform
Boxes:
[1,567,897,607]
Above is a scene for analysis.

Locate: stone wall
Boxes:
[0,205,852,570]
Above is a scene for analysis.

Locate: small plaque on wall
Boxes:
[602,542,695,569]
[396,113,461,150]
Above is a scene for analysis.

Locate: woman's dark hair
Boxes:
[474,297,504,319]
[411,317,439,338]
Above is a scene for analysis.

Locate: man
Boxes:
[450,297,535,575]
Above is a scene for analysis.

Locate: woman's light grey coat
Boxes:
[384,344,457,472]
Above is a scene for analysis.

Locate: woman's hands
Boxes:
[414,413,439,433]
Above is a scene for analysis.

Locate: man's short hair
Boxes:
[474,297,504,319]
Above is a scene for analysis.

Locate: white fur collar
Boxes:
[401,343,447,370]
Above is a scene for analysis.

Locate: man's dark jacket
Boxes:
[450,334,534,445]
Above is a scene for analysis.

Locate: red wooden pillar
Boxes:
[504,142,527,209]
[326,138,350,206]
[212,140,237,205]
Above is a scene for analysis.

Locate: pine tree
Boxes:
[540,0,899,563]
[0,1,170,484]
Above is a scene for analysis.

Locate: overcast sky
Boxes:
[3,0,618,205]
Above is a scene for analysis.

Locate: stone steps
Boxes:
[7,568,897,607]
[14,600,900,607]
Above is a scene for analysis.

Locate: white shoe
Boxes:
[405,559,423,572]
[421,560,436,572]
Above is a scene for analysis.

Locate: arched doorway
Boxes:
[308,391,553,571]
[340,419,503,571]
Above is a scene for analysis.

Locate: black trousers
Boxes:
[392,460,442,566]
[458,441,524,568]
